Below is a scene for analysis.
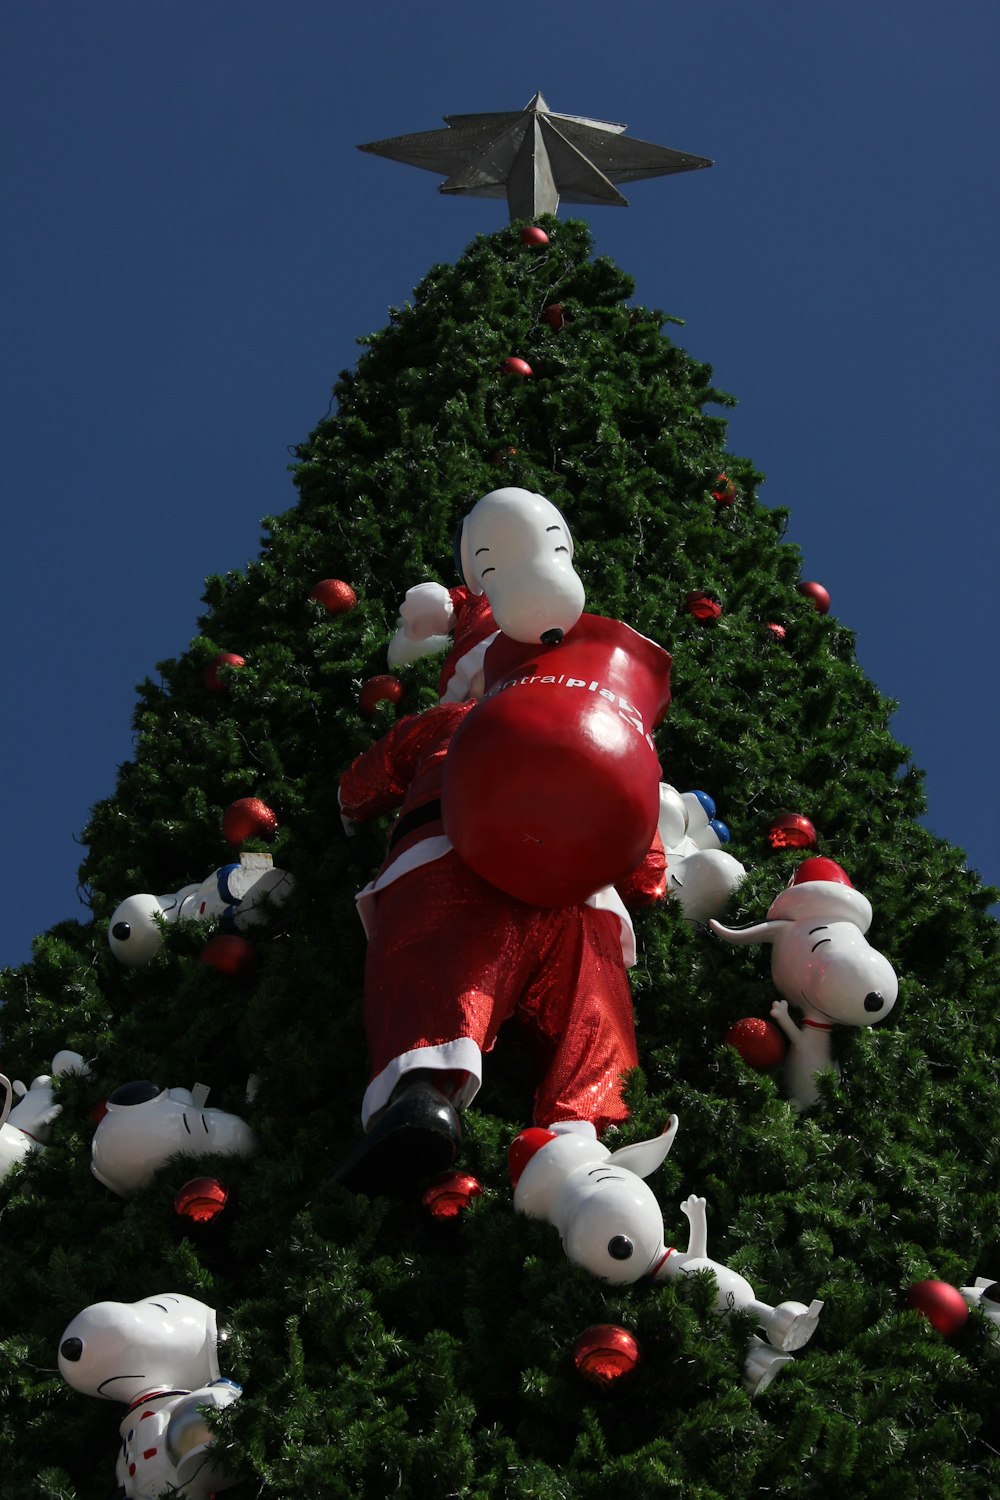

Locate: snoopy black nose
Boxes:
[864,992,885,1013]
[607,1235,634,1261]
[60,1337,83,1362]
[540,628,564,647]
[111,922,131,941]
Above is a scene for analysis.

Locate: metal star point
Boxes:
[358,91,712,220]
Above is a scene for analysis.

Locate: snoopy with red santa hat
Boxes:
[57,1291,241,1499]
[710,857,898,1110]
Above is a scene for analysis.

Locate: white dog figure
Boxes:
[387,486,585,690]
[961,1278,1000,1344]
[92,1080,256,1197]
[657,784,747,922]
[108,853,294,966]
[710,858,898,1111]
[510,1120,822,1394]
[58,1291,241,1500]
[0,1051,89,1183]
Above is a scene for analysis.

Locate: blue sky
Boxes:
[2,0,997,969]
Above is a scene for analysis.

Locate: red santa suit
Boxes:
[339,701,665,1137]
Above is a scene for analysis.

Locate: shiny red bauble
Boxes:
[204,652,246,693]
[222,797,278,845]
[499,356,533,378]
[359,674,404,717]
[766,623,787,642]
[798,581,831,615]
[520,225,550,247]
[541,303,566,330]
[906,1280,970,1338]
[174,1176,230,1225]
[725,1016,786,1069]
[572,1324,642,1389]
[768,813,818,851]
[421,1171,483,1220]
[685,591,723,621]
[310,578,358,614]
[199,933,256,978]
[711,474,737,505]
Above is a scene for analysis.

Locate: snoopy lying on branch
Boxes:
[710,857,898,1111]
[510,1119,822,1395]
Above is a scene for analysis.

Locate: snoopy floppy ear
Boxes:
[607,1115,679,1178]
[709,917,787,947]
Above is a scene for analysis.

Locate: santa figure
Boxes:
[333,488,671,1194]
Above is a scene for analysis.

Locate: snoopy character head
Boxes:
[456,487,585,646]
[58,1292,222,1404]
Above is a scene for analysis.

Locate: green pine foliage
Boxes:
[2,216,998,1498]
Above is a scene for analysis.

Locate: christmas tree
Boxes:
[1,209,998,1499]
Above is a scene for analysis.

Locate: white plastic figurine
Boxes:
[92,1080,256,1196]
[58,1291,241,1500]
[657,784,747,922]
[961,1278,1000,1344]
[510,1119,822,1394]
[108,853,294,966]
[0,1050,88,1183]
[710,858,898,1110]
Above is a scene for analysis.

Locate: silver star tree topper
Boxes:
[358,92,711,221]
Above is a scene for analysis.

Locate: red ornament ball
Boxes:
[572,1324,642,1390]
[222,797,278,846]
[798,581,831,615]
[359,674,404,717]
[310,578,358,614]
[520,225,550,248]
[685,591,723,622]
[766,622,787,642]
[499,356,533,378]
[907,1280,970,1338]
[712,473,737,505]
[204,652,245,693]
[199,933,256,978]
[541,302,567,330]
[725,1016,786,1069]
[421,1171,483,1220]
[174,1176,230,1225]
[768,813,818,851]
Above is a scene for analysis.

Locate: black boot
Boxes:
[332,1073,462,1195]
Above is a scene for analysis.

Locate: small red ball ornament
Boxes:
[685,591,723,622]
[711,474,737,505]
[199,933,256,978]
[768,813,818,851]
[310,578,358,614]
[766,623,787,642]
[204,652,245,693]
[174,1175,230,1225]
[541,303,566,330]
[499,356,533,378]
[798,581,831,615]
[359,674,404,717]
[572,1325,642,1389]
[222,797,278,846]
[725,1016,786,1069]
[907,1280,970,1338]
[520,225,549,248]
[421,1171,483,1220]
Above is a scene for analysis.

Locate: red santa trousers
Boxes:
[362,849,638,1136]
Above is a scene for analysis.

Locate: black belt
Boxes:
[387,798,443,854]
